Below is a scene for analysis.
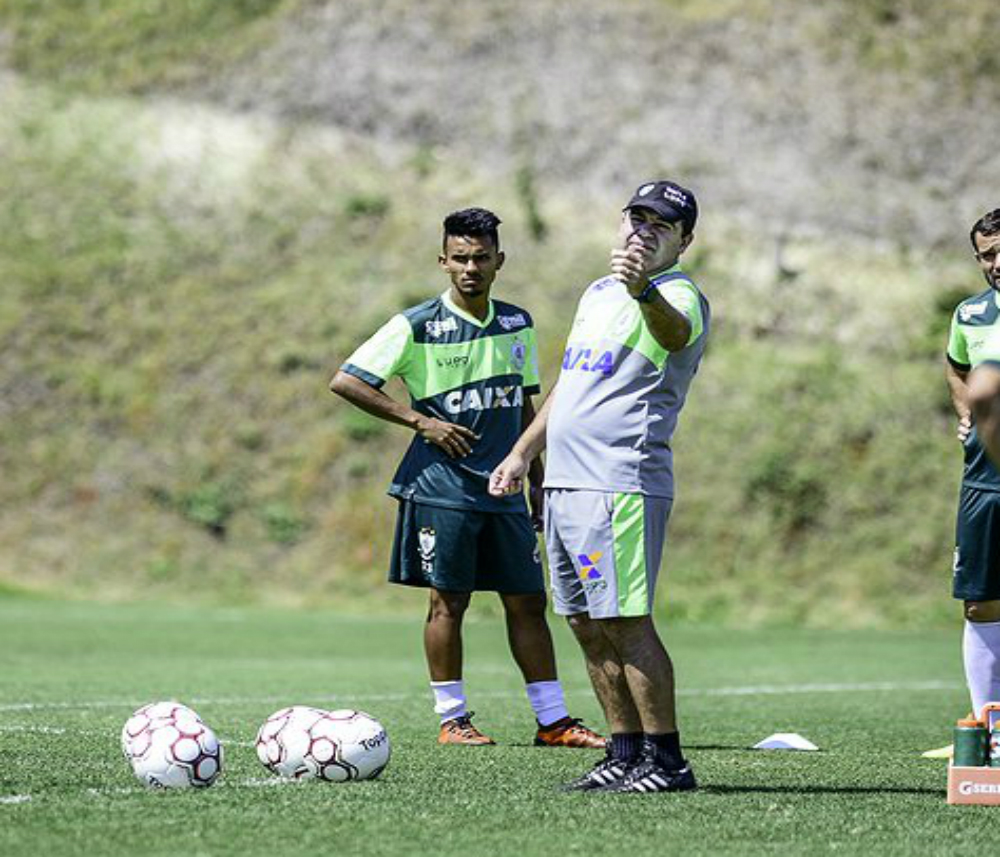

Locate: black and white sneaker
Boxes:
[561,750,634,791]
[602,755,697,793]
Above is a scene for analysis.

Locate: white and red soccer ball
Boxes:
[120,701,223,789]
[255,706,390,782]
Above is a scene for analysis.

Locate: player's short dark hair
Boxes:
[442,208,502,251]
[971,209,1000,251]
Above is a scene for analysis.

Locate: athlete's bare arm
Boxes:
[969,364,1000,466]
[521,397,546,528]
[946,359,972,443]
[330,370,476,459]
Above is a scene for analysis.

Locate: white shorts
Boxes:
[544,488,672,618]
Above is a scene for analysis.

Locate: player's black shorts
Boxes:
[389,499,545,594]
[954,485,1000,601]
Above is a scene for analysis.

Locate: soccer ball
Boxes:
[254,705,327,779]
[255,707,390,781]
[121,701,223,789]
[305,709,391,781]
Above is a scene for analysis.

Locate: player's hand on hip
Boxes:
[489,452,527,497]
[957,414,972,443]
[416,417,477,458]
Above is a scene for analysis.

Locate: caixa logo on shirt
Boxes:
[562,346,615,376]
[443,385,524,414]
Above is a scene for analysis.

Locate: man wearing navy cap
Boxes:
[491,180,710,792]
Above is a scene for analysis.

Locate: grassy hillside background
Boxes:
[0,0,994,626]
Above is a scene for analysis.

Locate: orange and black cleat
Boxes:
[438,712,496,745]
[534,717,607,749]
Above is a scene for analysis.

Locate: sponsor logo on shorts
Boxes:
[577,551,608,593]
[418,527,436,574]
[953,547,961,576]
[532,545,542,566]
[577,552,603,580]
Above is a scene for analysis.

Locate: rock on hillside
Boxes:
[214,0,1000,250]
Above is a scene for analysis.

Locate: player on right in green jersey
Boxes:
[945,207,1000,719]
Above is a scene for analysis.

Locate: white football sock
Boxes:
[430,680,466,724]
[963,620,1000,717]
[525,680,569,727]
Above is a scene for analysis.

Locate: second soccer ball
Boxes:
[255,706,390,782]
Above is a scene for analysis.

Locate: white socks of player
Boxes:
[432,679,569,726]
[526,680,569,727]
[431,680,466,724]
[963,620,1000,716]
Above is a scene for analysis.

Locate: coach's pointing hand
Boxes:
[489,452,528,497]
[417,416,478,458]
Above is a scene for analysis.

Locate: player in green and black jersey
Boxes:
[331,208,603,748]
[945,207,1000,720]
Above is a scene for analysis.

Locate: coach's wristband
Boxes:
[633,281,658,303]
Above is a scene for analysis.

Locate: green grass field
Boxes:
[0,595,994,856]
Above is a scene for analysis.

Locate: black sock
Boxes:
[645,731,685,769]
[610,732,644,763]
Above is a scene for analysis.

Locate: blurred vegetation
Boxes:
[0,0,989,626]
[0,0,292,92]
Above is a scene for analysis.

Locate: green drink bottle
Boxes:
[954,717,988,767]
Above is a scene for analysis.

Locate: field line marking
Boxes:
[680,680,961,697]
[0,680,963,713]
[0,795,32,805]
[0,725,68,734]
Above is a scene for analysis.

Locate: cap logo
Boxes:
[638,184,655,197]
[663,186,688,207]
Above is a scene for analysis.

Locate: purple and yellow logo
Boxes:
[577,551,603,581]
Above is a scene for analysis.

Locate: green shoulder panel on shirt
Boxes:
[948,290,1000,368]
[403,328,539,400]
[948,306,970,366]
[343,313,413,383]
[660,279,704,345]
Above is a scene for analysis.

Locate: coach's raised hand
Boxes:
[610,229,655,293]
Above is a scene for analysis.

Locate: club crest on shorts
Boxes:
[418,527,436,573]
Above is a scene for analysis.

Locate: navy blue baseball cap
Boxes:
[625,180,698,233]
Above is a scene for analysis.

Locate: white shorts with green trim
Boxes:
[543,488,672,618]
